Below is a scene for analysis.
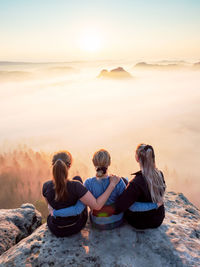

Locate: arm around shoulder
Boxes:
[53,200,85,217]
[80,176,120,210]
[115,180,140,213]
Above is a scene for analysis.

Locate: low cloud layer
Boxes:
[0,62,199,208]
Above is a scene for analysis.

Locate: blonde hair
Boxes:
[136,144,166,202]
[92,149,111,178]
[52,151,72,201]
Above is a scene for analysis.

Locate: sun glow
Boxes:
[79,29,103,52]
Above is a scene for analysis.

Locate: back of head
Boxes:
[136,144,166,202]
[52,151,72,167]
[92,149,111,178]
[52,151,72,201]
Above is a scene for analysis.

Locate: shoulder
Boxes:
[130,171,143,183]
[131,170,142,177]
[84,177,96,187]
[116,178,126,189]
[69,180,88,198]
[42,180,54,197]
[42,180,53,190]
[115,178,126,194]
[129,171,147,190]
[68,180,85,189]
[84,177,95,183]
[86,177,97,182]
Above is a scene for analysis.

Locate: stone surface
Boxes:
[0,203,42,256]
[0,192,200,267]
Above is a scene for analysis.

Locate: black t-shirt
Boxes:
[42,180,88,210]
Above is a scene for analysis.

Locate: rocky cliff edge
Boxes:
[0,192,199,267]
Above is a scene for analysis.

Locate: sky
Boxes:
[0,0,200,61]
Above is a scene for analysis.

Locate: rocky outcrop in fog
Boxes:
[0,204,42,256]
[0,192,200,266]
[134,62,185,70]
[98,67,132,79]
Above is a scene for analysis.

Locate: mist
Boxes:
[0,61,200,211]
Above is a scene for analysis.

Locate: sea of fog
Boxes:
[0,61,200,208]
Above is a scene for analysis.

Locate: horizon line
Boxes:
[0,58,199,65]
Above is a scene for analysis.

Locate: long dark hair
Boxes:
[52,151,72,201]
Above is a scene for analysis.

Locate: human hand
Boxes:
[48,204,54,216]
[157,199,164,208]
[109,175,120,186]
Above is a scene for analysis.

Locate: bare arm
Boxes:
[80,176,120,210]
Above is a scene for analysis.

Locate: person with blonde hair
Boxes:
[52,149,159,230]
[115,144,166,229]
[42,151,120,237]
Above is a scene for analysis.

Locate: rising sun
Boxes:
[79,29,103,52]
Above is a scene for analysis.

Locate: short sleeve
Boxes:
[74,181,88,199]
[84,178,91,191]
[42,182,48,198]
[116,178,126,196]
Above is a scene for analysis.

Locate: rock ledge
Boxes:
[0,192,200,267]
[0,203,42,256]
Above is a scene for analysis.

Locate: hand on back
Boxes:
[48,204,54,216]
[109,175,121,186]
[157,199,164,208]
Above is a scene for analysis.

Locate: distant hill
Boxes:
[0,70,32,82]
[98,67,132,79]
[156,60,188,64]
[44,66,78,75]
[47,66,74,72]
[0,61,32,65]
[134,62,185,70]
